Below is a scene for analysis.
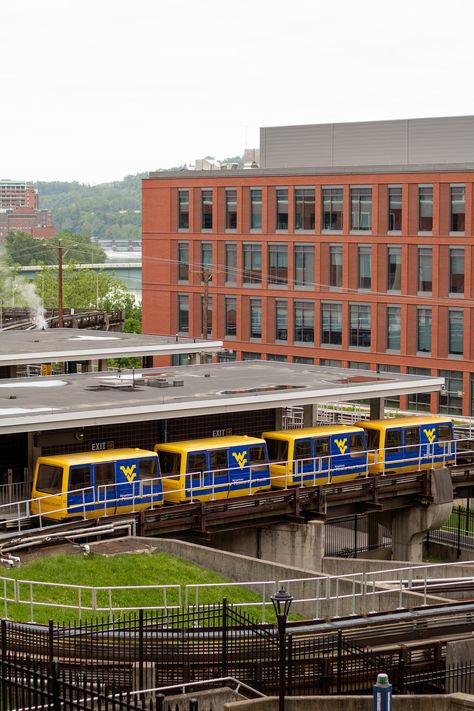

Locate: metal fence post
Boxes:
[1,619,7,711]
[138,609,144,691]
[48,619,54,665]
[222,597,228,677]
[354,514,358,559]
[457,505,462,559]
[336,629,343,694]
[189,698,198,711]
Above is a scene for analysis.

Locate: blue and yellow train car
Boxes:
[356,416,455,475]
[31,448,163,520]
[262,425,368,487]
[155,435,270,503]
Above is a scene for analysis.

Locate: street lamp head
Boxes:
[271,587,293,619]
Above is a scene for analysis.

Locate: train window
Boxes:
[210,449,228,471]
[365,429,380,450]
[95,462,115,487]
[349,433,365,458]
[188,452,207,475]
[385,429,402,453]
[36,464,63,494]
[69,466,92,491]
[295,440,312,461]
[138,458,158,480]
[438,425,452,442]
[314,438,330,458]
[249,445,266,463]
[158,451,181,479]
[404,427,420,454]
[265,438,289,462]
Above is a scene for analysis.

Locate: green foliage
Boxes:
[5,230,106,266]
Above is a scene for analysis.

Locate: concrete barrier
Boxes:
[224,693,474,711]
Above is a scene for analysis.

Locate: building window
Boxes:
[268,244,288,285]
[378,364,401,408]
[243,243,262,285]
[321,302,342,346]
[250,188,262,230]
[276,188,288,230]
[417,307,432,353]
[250,298,262,339]
[242,352,261,360]
[275,300,288,341]
[225,242,237,286]
[320,359,342,366]
[358,246,371,290]
[294,356,314,364]
[267,354,288,362]
[178,190,189,229]
[350,187,372,230]
[178,294,189,333]
[439,370,463,415]
[294,301,314,343]
[178,242,189,282]
[449,248,464,295]
[225,297,237,337]
[322,188,343,230]
[218,350,237,362]
[408,367,431,412]
[388,186,402,231]
[448,309,463,356]
[225,189,237,230]
[349,361,371,370]
[387,246,401,292]
[201,189,213,230]
[201,241,212,277]
[387,305,401,351]
[418,247,432,293]
[349,304,371,348]
[295,188,315,230]
[329,245,342,288]
[294,244,314,288]
[450,186,465,232]
[418,186,433,232]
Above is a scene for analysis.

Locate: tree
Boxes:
[5,231,106,267]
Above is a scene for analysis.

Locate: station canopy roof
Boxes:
[0,329,222,366]
[0,361,444,435]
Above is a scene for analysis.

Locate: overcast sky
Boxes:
[1,0,473,184]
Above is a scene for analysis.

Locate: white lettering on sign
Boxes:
[91,441,114,451]
[212,428,233,437]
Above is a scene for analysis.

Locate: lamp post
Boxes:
[271,587,293,711]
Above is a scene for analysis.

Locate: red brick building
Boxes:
[0,180,55,242]
[142,116,474,416]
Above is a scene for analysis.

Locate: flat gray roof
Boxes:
[0,361,444,435]
[0,329,223,366]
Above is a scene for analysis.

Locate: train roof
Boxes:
[356,416,453,430]
[38,448,157,465]
[155,435,266,453]
[262,425,364,440]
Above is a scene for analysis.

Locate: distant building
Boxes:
[0,179,56,242]
[142,115,474,417]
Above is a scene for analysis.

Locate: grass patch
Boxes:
[0,553,280,625]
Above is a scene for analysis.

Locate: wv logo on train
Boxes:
[232,451,248,469]
[120,464,137,483]
[423,428,437,444]
[334,438,348,455]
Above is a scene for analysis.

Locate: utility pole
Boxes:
[58,240,64,327]
[202,269,212,339]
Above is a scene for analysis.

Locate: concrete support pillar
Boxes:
[389,468,453,562]
[369,397,385,420]
[98,358,107,372]
[367,516,380,550]
[302,404,313,426]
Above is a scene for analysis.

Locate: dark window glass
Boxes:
[349,304,371,347]
[439,425,452,442]
[275,300,288,341]
[321,302,342,345]
[70,466,91,491]
[322,188,343,230]
[294,301,314,343]
[250,188,262,230]
[178,294,189,333]
[294,244,314,287]
[225,189,237,230]
[201,190,213,229]
[295,188,315,230]
[449,309,463,355]
[225,243,237,285]
[266,438,288,462]
[276,189,288,230]
[407,367,431,412]
[350,433,365,457]
[417,308,431,352]
[201,242,212,272]
[315,438,330,457]
[388,187,402,231]
[178,190,189,229]
[351,187,372,230]
[293,356,314,364]
[225,297,237,337]
[385,429,402,453]
[188,452,207,475]
[267,354,288,361]
[329,245,342,287]
[450,186,465,232]
[250,298,262,339]
[210,449,227,471]
[36,464,63,494]
[295,439,312,460]
[387,306,401,351]
[405,427,420,455]
[439,369,463,415]
[418,186,433,231]
[249,445,267,464]
[243,243,262,284]
[178,242,189,282]
[138,458,158,479]
[158,451,181,479]
[268,244,288,285]
[449,248,464,294]
[95,462,115,486]
[242,351,261,360]
[387,246,401,291]
[366,430,380,450]
[358,246,371,289]
[418,247,432,292]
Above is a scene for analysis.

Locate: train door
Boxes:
[329,433,352,478]
[67,464,94,516]
[293,438,313,484]
[403,427,421,465]
[210,448,230,497]
[247,444,270,490]
[136,457,162,505]
[384,428,403,471]
[95,461,117,515]
[114,457,140,509]
[314,437,331,481]
[228,443,252,495]
[186,450,208,499]
[435,423,455,463]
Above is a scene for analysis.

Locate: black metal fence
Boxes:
[2,605,474,707]
[426,504,474,558]
[325,513,392,557]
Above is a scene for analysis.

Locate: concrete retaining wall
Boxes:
[224,694,474,711]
